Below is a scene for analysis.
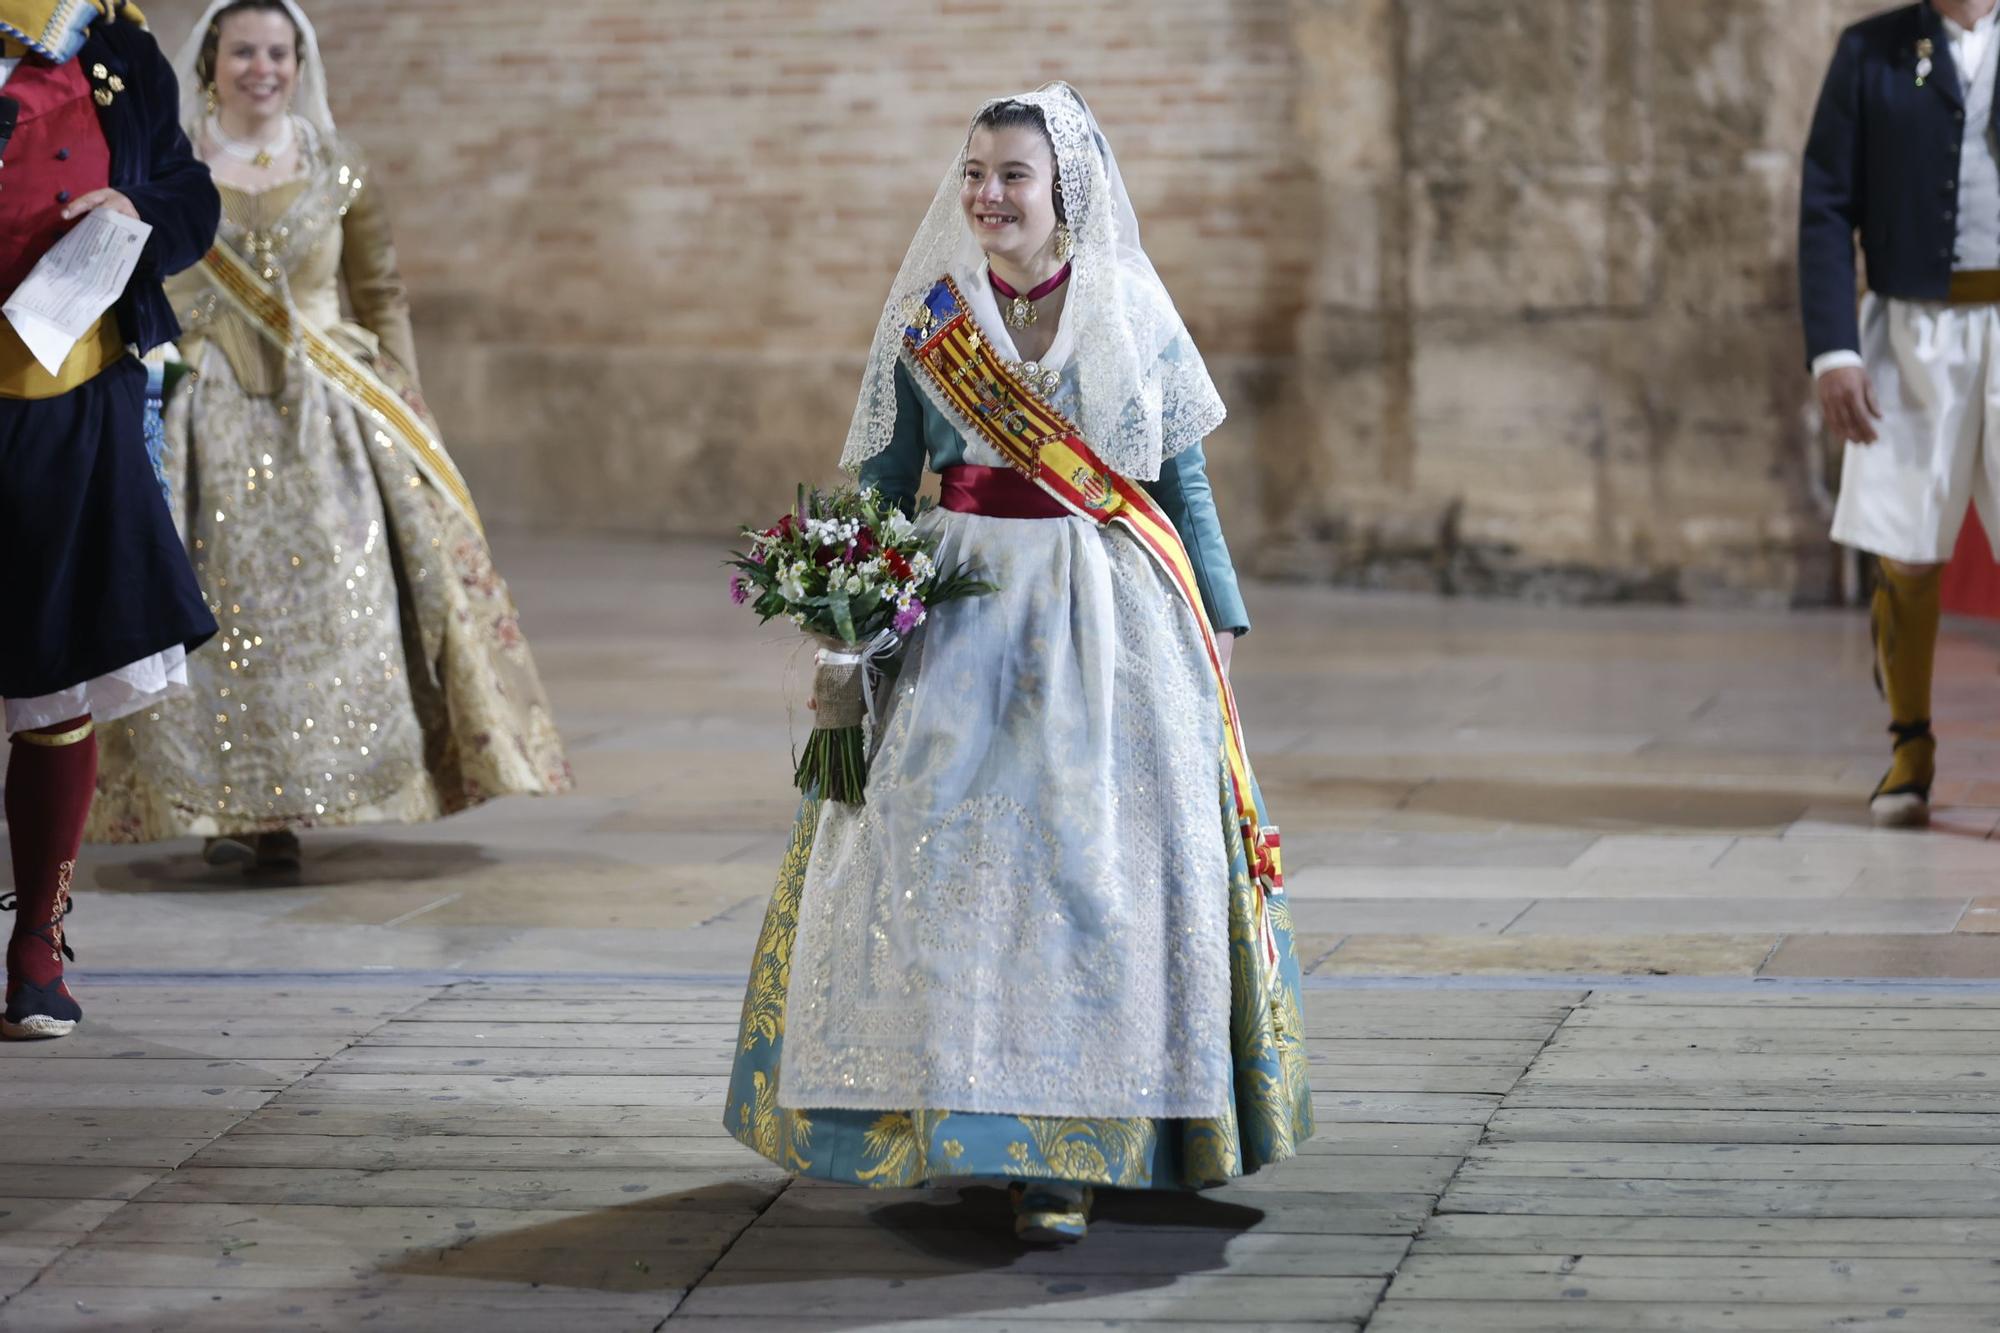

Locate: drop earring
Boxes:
[1053,223,1074,264]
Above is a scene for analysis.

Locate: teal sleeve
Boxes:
[1142,440,1251,638]
[856,361,930,513]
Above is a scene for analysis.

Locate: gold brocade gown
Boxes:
[89,136,572,841]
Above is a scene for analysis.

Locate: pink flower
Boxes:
[893,600,925,636]
[729,574,750,605]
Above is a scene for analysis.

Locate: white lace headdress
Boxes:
[169,0,336,144]
[839,82,1224,483]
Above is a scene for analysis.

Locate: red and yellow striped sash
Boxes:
[900,276,1283,952]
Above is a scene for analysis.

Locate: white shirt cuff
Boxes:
[1812,350,1865,379]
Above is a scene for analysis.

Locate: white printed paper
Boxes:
[3,208,151,375]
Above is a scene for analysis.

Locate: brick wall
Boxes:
[145,0,1889,603]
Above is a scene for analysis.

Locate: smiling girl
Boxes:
[726,84,1311,1244]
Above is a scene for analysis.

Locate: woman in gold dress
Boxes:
[90,0,570,866]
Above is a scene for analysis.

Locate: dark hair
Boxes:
[969,100,1065,222]
[196,0,304,89]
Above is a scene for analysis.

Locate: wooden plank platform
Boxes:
[8,978,2000,1329]
[1368,988,2000,1332]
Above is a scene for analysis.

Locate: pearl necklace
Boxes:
[208,113,295,170]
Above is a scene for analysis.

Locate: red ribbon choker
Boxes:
[987,263,1072,305]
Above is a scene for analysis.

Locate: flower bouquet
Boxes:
[729,485,995,806]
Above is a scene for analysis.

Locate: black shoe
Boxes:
[203,836,256,868]
[1870,720,1935,829]
[253,830,302,872]
[2,976,81,1040]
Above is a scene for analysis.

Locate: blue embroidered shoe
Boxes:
[3,974,82,1041]
[1009,1181,1093,1245]
[3,888,81,1041]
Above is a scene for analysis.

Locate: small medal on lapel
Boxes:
[1917,36,1935,87]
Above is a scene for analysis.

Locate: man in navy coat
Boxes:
[1803,0,2000,826]
[0,0,218,1038]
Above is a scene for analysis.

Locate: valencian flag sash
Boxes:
[899,275,1285,960]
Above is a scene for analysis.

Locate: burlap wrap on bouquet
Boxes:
[796,637,880,806]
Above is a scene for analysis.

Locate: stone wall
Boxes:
[144,0,1890,603]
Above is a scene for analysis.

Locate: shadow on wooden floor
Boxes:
[379,1182,1267,1322]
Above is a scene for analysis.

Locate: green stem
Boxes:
[795,725,868,807]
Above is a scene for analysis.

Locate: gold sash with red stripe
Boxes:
[899,276,1284,957]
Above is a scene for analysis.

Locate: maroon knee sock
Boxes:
[5,716,97,994]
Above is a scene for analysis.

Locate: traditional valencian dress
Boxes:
[88,0,569,842]
[726,84,1311,1196]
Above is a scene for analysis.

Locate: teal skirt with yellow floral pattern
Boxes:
[725,778,1314,1191]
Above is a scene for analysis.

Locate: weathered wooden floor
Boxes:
[2,980,1997,1331]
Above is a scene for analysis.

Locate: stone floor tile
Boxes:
[1760,933,2000,978]
[1280,830,1594,869]
[1285,899,1531,936]
[1505,897,1970,938]
[1288,867,1855,901]
[1957,899,2000,934]
[1314,934,1777,976]
[1785,804,2000,840]
[1565,835,1737,871]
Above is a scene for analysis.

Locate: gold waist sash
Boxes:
[1948,269,2000,305]
[0,316,126,400]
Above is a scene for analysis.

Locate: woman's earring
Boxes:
[204,81,218,115]
[1053,223,1074,264]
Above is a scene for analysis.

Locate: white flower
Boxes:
[883,510,916,542]
[844,574,864,595]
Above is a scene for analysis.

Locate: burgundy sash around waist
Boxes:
[939,464,1073,520]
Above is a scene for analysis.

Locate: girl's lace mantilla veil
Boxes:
[839,82,1225,484]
